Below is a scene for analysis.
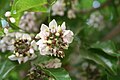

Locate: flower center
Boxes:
[14,39,31,57]
[46,32,68,58]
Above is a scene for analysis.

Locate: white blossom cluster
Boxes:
[52,0,65,16]
[0,30,37,64]
[87,11,105,31]
[8,32,37,64]
[1,11,74,64]
[19,12,42,32]
[52,0,76,19]
[35,19,74,58]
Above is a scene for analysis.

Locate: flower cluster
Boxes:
[7,32,37,64]
[19,12,42,32]
[27,66,55,80]
[52,0,65,16]
[87,11,105,31]
[1,11,74,64]
[52,0,77,19]
[36,19,74,58]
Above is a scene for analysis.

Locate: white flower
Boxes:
[87,11,105,31]
[4,28,9,34]
[0,33,15,52]
[67,9,76,19]
[52,0,65,16]
[9,17,16,23]
[19,12,42,32]
[8,52,37,64]
[5,11,11,17]
[8,32,37,64]
[43,58,62,68]
[36,19,74,58]
[49,19,57,33]
[62,30,74,43]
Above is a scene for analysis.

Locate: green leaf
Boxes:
[0,60,16,79]
[10,0,47,25]
[11,0,23,25]
[28,5,48,12]
[91,40,118,56]
[43,68,71,80]
[80,49,117,75]
[107,75,120,80]
[0,0,10,17]
[0,28,4,36]
[13,0,47,13]
[48,0,56,5]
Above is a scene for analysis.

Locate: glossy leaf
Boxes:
[28,5,48,12]
[44,68,71,80]
[80,49,117,75]
[91,40,118,56]
[12,0,47,13]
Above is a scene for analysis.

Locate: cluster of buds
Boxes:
[36,19,74,58]
[67,9,76,19]
[8,32,37,64]
[52,0,65,16]
[19,12,42,32]
[87,11,105,31]
[52,0,77,19]
[4,11,16,23]
[27,66,55,80]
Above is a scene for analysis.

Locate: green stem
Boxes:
[47,0,51,23]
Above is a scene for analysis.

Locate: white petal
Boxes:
[36,40,43,45]
[49,19,57,33]
[15,32,22,39]
[39,31,49,39]
[61,22,66,30]
[41,24,49,32]
[31,40,37,50]
[22,34,31,41]
[63,30,74,43]
[35,33,41,39]
[23,57,29,63]
[18,58,23,64]
[40,46,51,55]
[4,28,9,34]
[63,37,74,44]
[8,55,18,60]
[63,30,74,37]
[30,54,37,60]
[56,25,62,32]
[29,48,34,53]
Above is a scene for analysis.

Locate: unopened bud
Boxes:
[5,11,11,17]
[47,40,52,44]
[55,32,60,36]
[9,17,16,23]
[16,52,19,57]
[4,28,9,34]
[57,26,62,32]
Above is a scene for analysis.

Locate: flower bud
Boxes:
[9,17,16,23]
[55,32,60,36]
[5,11,11,17]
